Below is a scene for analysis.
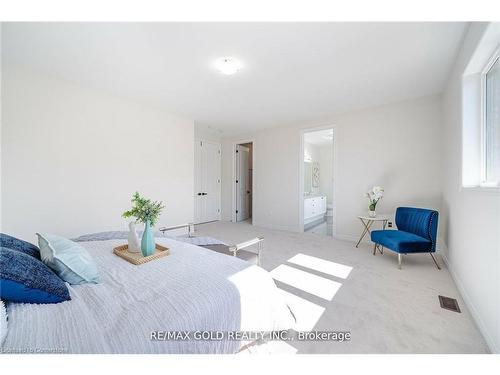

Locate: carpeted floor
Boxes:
[195,220,489,354]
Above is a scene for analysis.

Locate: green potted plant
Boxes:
[122,192,165,256]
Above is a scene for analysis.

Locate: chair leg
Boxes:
[398,254,402,269]
[373,243,377,256]
[430,253,441,270]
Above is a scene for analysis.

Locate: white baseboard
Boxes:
[441,250,498,354]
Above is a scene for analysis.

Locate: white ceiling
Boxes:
[2,22,467,136]
[305,129,333,146]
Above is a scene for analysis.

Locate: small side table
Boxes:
[355,214,390,248]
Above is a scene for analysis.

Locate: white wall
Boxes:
[1,65,194,242]
[221,95,443,239]
[332,96,443,240]
[441,23,500,353]
[194,124,222,143]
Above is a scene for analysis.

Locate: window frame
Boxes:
[480,46,500,188]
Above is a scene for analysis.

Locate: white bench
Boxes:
[159,223,263,266]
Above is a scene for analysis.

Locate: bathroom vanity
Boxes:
[304,195,327,225]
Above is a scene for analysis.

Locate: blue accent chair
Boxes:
[370,207,440,269]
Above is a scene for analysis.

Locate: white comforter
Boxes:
[3,238,295,354]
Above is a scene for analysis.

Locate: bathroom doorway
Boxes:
[299,127,335,236]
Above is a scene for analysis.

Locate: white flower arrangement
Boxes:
[365,186,384,212]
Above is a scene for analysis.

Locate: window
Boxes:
[461,28,500,190]
[482,50,500,187]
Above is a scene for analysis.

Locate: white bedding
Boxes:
[2,238,295,354]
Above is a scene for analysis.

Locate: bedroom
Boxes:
[1,1,499,373]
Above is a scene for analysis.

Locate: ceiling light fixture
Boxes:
[214,57,243,75]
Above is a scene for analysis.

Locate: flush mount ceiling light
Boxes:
[214,57,243,75]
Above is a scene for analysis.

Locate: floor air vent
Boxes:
[438,295,461,313]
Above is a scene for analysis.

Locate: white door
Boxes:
[236,145,250,222]
[194,140,221,224]
[203,141,221,222]
[194,140,203,224]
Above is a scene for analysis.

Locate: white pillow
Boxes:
[0,300,7,346]
[37,233,100,285]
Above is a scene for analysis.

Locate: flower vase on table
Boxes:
[127,222,141,253]
[122,191,165,258]
[141,220,155,257]
[368,206,377,218]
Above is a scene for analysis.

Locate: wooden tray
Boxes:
[113,243,169,265]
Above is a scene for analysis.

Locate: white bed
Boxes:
[2,237,295,354]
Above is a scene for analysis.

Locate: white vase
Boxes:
[369,210,376,218]
[127,222,141,253]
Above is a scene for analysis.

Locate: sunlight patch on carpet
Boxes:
[271,264,342,301]
[287,253,353,279]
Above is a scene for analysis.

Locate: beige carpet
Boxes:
[195,220,489,354]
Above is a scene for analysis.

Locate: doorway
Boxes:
[233,142,253,223]
[300,128,335,236]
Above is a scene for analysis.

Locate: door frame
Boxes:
[231,139,255,223]
[298,125,337,235]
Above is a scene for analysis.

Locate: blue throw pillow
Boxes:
[37,233,100,285]
[0,247,71,304]
[0,233,40,259]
